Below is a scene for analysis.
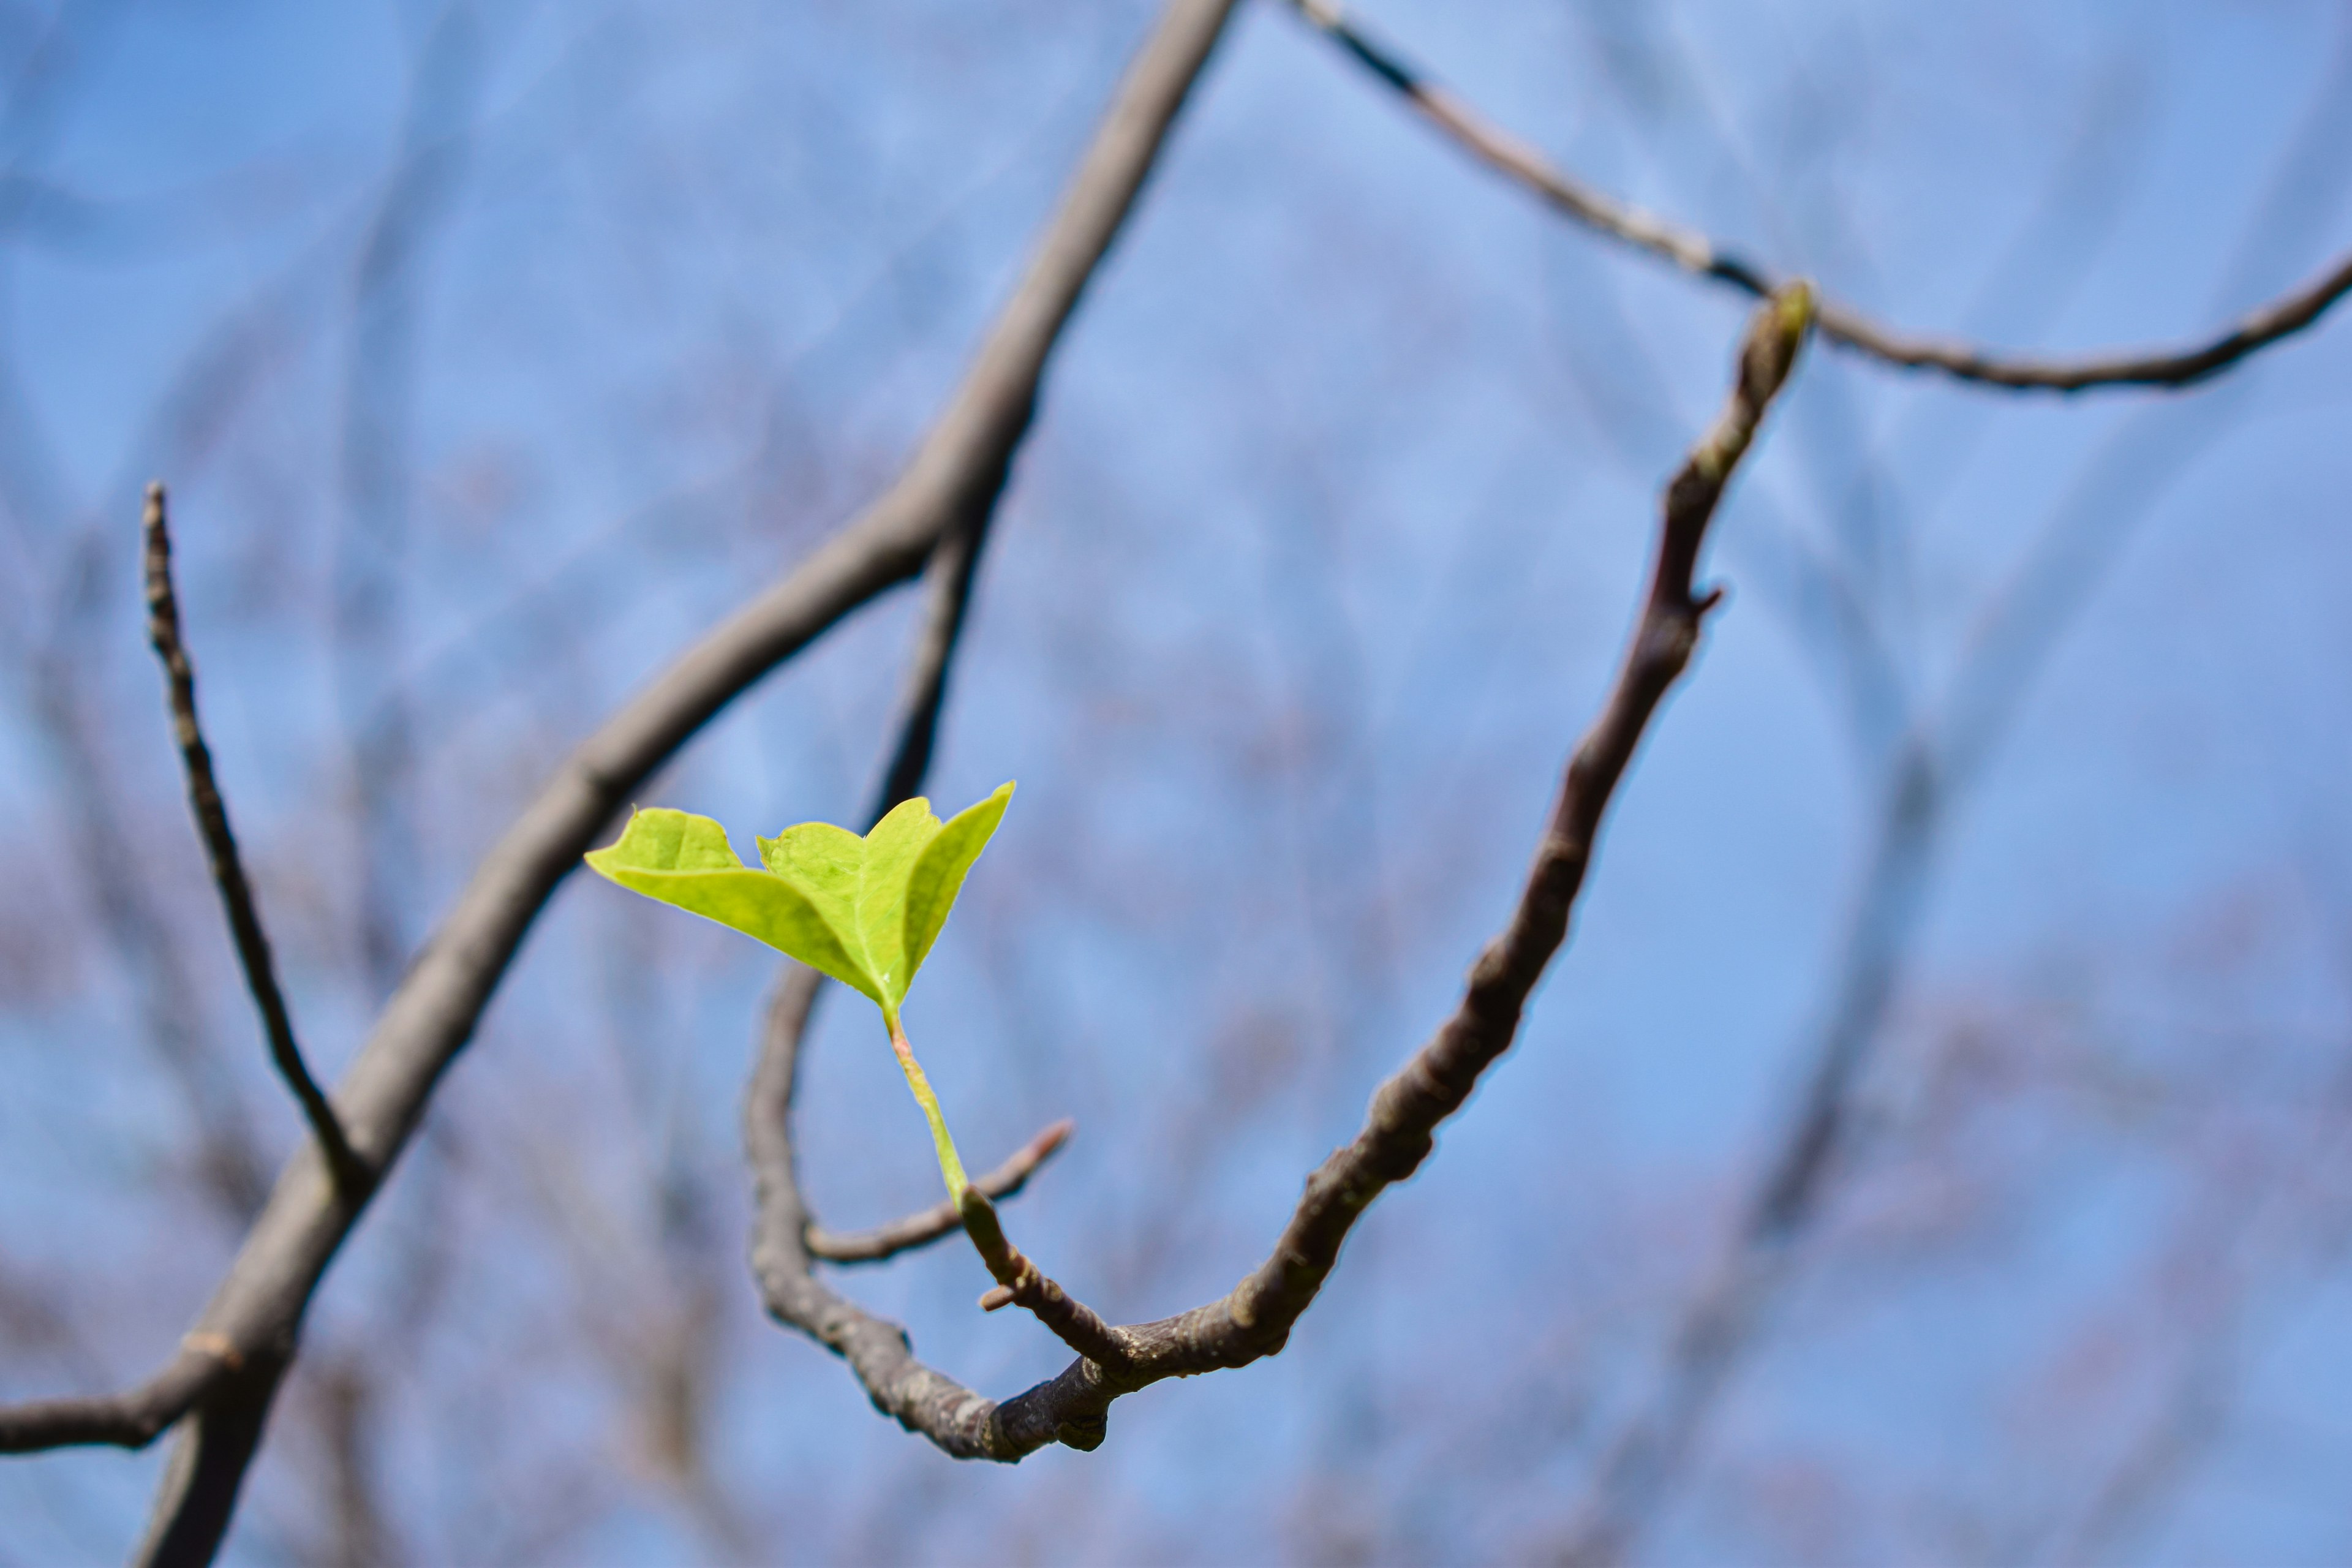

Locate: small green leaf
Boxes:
[584,785,1015,1016]
[584,786,1016,1207]
[858,796,941,1006]
[902,781,1014,987]
[587,807,877,1001]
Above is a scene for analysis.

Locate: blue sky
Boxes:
[2,0,2350,1561]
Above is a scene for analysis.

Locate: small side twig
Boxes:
[806,1118,1074,1264]
[143,483,368,1197]
[956,1188,1131,1371]
[0,1343,230,1455]
[1288,0,2352,393]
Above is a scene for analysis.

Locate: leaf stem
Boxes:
[888,1014,970,1202]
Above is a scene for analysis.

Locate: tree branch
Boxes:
[0,1345,226,1455]
[141,483,367,1196]
[131,1360,285,1568]
[748,285,1814,1463]
[956,1188,1131,1369]
[1287,0,2352,393]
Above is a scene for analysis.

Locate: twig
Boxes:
[142,483,368,1197]
[871,514,991,820]
[1287,0,2352,393]
[956,1188,1131,1369]
[806,1119,1074,1264]
[0,1345,227,1455]
[744,286,1814,1462]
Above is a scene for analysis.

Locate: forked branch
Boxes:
[0,1345,227,1456]
[1289,0,2352,393]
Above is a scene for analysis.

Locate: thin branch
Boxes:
[745,966,1012,1455]
[0,1346,226,1456]
[1288,0,2352,393]
[750,286,1815,1463]
[141,483,367,1197]
[53,0,1245,1554]
[871,514,991,820]
[956,1188,1131,1369]
[806,1119,1074,1265]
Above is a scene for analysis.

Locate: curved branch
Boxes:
[1289,0,2352,393]
[757,286,1815,1463]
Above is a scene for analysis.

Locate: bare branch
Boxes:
[141,484,366,1197]
[806,1119,1074,1265]
[1288,0,2352,393]
[0,1346,226,1456]
[132,1360,285,1568]
[956,1188,1130,1369]
[871,513,992,821]
[982,285,1815,1450]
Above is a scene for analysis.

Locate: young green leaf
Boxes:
[584,808,874,1000]
[901,782,1013,995]
[854,796,939,1007]
[585,783,1016,1204]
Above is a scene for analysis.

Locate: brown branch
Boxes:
[10,0,1244,1553]
[141,484,368,1197]
[750,285,1814,1463]
[0,1346,227,1456]
[132,1359,286,1568]
[956,1188,1131,1369]
[1289,0,2352,393]
[984,285,1814,1447]
[745,965,1019,1457]
[805,1119,1074,1265]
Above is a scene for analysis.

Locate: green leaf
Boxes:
[586,807,877,1002]
[856,796,940,1005]
[584,785,1016,1017]
[902,781,1014,989]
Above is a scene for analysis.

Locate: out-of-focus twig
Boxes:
[141,484,366,1197]
[1287,0,2352,393]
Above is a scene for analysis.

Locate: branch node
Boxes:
[180,1332,244,1373]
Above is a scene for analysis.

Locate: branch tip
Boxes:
[141,484,368,1199]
